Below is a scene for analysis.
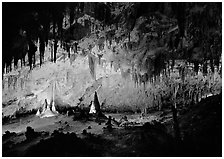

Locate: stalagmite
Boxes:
[89,91,101,115]
[51,101,58,114]
[89,101,96,114]
[52,81,58,114]
[40,105,56,118]
[36,109,41,116]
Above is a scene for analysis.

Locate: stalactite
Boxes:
[20,78,23,90]
[88,54,96,80]
[110,61,113,68]
[54,40,58,63]
[2,78,4,90]
[66,71,69,83]
[210,59,214,73]
[40,40,45,66]
[8,76,11,89]
[132,70,138,87]
[194,62,199,73]
[13,76,17,90]
[172,83,181,141]
[202,61,208,75]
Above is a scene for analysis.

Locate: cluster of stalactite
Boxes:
[2,74,30,91]
[3,34,28,75]
[3,36,81,77]
[101,39,221,112]
[87,23,222,94]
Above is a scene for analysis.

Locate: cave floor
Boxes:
[2,94,222,157]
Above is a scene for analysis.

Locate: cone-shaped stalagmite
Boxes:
[41,105,56,118]
[51,102,57,114]
[94,91,101,113]
[89,101,96,114]
[36,109,41,116]
[89,91,101,115]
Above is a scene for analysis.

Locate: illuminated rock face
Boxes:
[2,39,222,118]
